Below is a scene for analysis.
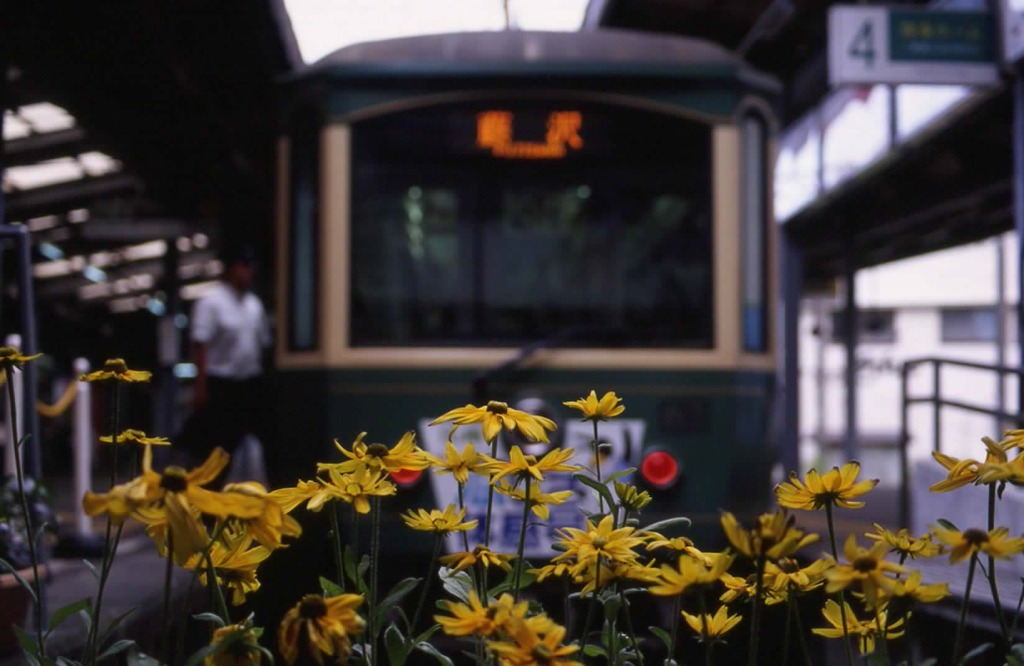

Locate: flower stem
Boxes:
[457,483,470,554]
[513,476,531,602]
[699,591,713,666]
[370,496,381,666]
[482,437,498,598]
[783,592,794,665]
[825,502,855,666]
[667,593,681,663]
[986,483,1010,646]
[4,373,44,657]
[160,529,174,666]
[329,503,346,593]
[619,590,641,661]
[953,553,978,664]
[410,535,443,636]
[579,558,601,655]
[747,554,765,666]
[792,591,812,666]
[592,420,604,514]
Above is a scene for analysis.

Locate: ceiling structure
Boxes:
[1,0,1009,358]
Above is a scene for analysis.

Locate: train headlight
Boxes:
[390,468,424,487]
[640,449,681,490]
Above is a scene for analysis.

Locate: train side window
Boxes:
[741,114,768,352]
[287,118,320,351]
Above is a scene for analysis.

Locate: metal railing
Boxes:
[899,357,1024,529]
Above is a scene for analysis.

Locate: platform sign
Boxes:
[417,416,645,557]
[829,6,998,86]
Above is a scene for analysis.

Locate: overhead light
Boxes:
[68,209,89,224]
[79,282,113,300]
[122,240,167,262]
[18,102,76,133]
[192,233,209,249]
[108,296,141,313]
[173,363,197,379]
[38,242,64,261]
[147,298,166,316]
[33,259,73,279]
[83,265,107,283]
[28,215,59,231]
[181,280,219,300]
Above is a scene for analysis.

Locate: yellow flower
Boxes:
[563,390,625,421]
[865,523,942,559]
[424,440,486,485]
[222,482,302,549]
[435,591,528,637]
[614,481,652,511]
[431,400,557,443]
[930,437,1014,491]
[323,466,397,514]
[278,594,365,665]
[719,572,787,606]
[185,530,272,606]
[571,559,661,595]
[319,431,430,476]
[530,560,575,583]
[977,450,1024,485]
[764,556,834,594]
[82,447,265,561]
[488,615,581,666]
[682,605,742,640]
[825,534,905,609]
[269,480,330,513]
[881,569,949,604]
[812,600,905,655]
[483,445,577,485]
[99,429,170,447]
[203,618,264,666]
[775,461,878,510]
[439,545,514,573]
[0,347,42,369]
[648,552,733,596]
[931,525,1024,564]
[494,479,573,519]
[552,514,644,571]
[80,358,151,383]
[720,510,818,561]
[402,504,478,534]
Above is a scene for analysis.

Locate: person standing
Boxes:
[190,244,271,483]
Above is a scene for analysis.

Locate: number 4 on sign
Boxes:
[849,20,876,67]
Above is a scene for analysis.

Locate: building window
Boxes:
[941,307,998,343]
[830,309,896,343]
[741,113,768,352]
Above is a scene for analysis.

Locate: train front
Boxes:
[273,29,780,552]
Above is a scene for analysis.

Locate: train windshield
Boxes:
[349,101,713,348]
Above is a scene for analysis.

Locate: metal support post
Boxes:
[1014,73,1024,418]
[73,358,92,537]
[779,227,802,474]
[843,232,859,462]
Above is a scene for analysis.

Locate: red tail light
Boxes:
[390,468,423,486]
[640,450,680,489]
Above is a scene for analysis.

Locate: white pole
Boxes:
[72,358,92,536]
[3,334,22,477]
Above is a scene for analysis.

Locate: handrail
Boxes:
[898,356,1024,530]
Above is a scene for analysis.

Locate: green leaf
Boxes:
[77,609,92,636]
[605,467,637,484]
[98,607,138,646]
[192,612,226,627]
[13,624,39,658]
[375,578,422,629]
[416,641,454,666]
[936,518,959,532]
[126,649,161,666]
[383,623,408,666]
[603,595,621,621]
[342,545,359,584]
[319,576,344,598]
[0,557,38,602]
[439,566,474,603]
[184,642,225,666]
[583,644,608,657]
[649,626,672,650]
[490,567,536,596]
[413,625,440,644]
[573,473,616,512]
[642,516,692,533]
[97,640,136,662]
[959,642,993,664]
[46,598,90,636]
[82,559,100,582]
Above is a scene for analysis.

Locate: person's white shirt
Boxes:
[190,283,270,380]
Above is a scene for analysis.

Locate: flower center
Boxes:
[486,401,508,414]
[0,347,16,360]
[346,483,362,495]
[852,556,878,573]
[366,443,390,458]
[432,518,448,529]
[778,558,799,574]
[104,358,128,373]
[298,595,328,619]
[963,528,989,545]
[592,536,608,549]
[159,468,189,492]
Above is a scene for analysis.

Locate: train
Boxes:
[270,28,781,549]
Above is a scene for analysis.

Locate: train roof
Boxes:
[289,29,779,92]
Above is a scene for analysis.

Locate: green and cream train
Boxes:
[272,29,780,546]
